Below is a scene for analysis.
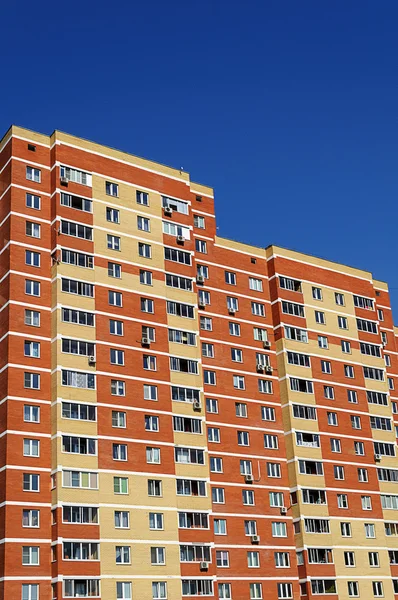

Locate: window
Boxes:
[247,551,260,568]
[235,402,247,417]
[111,379,125,396]
[234,375,245,390]
[227,296,239,312]
[206,398,218,413]
[212,487,225,503]
[200,317,213,331]
[26,221,41,238]
[272,522,287,537]
[290,378,313,393]
[60,192,92,212]
[344,365,354,378]
[145,415,159,431]
[321,360,332,374]
[214,518,227,534]
[149,512,164,530]
[252,302,265,316]
[358,468,368,482]
[258,379,273,394]
[250,583,263,599]
[312,287,322,300]
[194,215,205,228]
[210,457,223,473]
[204,370,216,385]
[354,295,374,310]
[195,239,207,253]
[22,585,39,600]
[231,348,243,363]
[143,354,157,371]
[25,309,41,327]
[357,318,377,333]
[141,297,154,313]
[62,278,93,297]
[277,583,292,600]
[328,412,338,426]
[162,195,188,214]
[22,509,39,528]
[287,351,310,367]
[117,582,132,600]
[363,366,385,381]
[25,279,40,296]
[26,193,41,209]
[269,492,284,507]
[164,246,191,265]
[315,310,326,325]
[338,494,348,509]
[171,386,199,403]
[62,470,98,490]
[26,166,41,183]
[344,551,355,566]
[238,431,250,446]
[267,463,281,478]
[355,441,365,456]
[264,434,278,449]
[151,547,165,565]
[197,264,209,279]
[372,582,383,597]
[22,546,39,565]
[249,277,263,291]
[279,276,302,291]
[138,242,151,258]
[243,489,255,505]
[282,301,305,317]
[23,438,40,457]
[293,404,317,420]
[330,438,341,453]
[24,372,40,389]
[25,250,40,267]
[24,404,40,422]
[318,335,328,348]
[140,269,153,285]
[229,322,240,336]
[261,406,275,421]
[365,523,375,538]
[335,292,345,305]
[137,215,150,232]
[216,550,229,567]
[351,415,361,429]
[254,327,267,341]
[115,545,131,564]
[348,389,358,403]
[362,496,372,510]
[60,165,91,185]
[152,582,167,599]
[202,343,214,358]
[338,315,348,329]
[324,386,334,399]
[104,181,118,197]
[225,271,236,285]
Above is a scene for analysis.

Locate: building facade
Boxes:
[0,125,397,600]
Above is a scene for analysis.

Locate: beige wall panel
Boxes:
[171,400,203,416]
[170,371,202,387]
[57,262,96,283]
[167,314,199,333]
[297,503,329,518]
[165,288,196,304]
[283,363,313,379]
[56,318,97,341]
[290,416,319,433]
[168,342,200,360]
[56,486,100,504]
[268,245,372,280]
[93,231,165,270]
[99,579,182,600]
[54,371,97,402]
[99,542,181,576]
[176,494,211,511]
[97,473,177,506]
[173,432,207,448]
[365,378,390,393]
[174,464,208,479]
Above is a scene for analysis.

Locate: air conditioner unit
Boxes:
[196,275,205,284]
[245,474,254,483]
[88,356,96,365]
[176,235,185,244]
[374,454,381,462]
[280,506,287,515]
[256,363,265,373]
[228,308,236,315]
[251,534,260,543]
[60,176,68,185]
[198,301,206,309]
[193,400,202,411]
[164,206,173,216]
[263,340,271,349]
[200,561,209,571]
[265,365,273,374]
[141,337,150,346]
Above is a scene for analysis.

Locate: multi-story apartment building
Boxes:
[0,124,397,600]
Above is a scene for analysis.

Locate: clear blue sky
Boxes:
[2,1,398,313]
